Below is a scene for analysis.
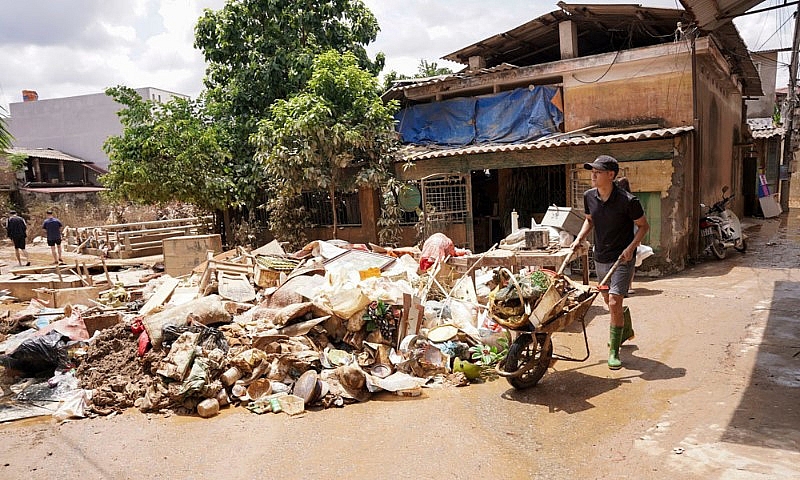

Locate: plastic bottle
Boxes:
[220,367,242,387]
[197,398,220,418]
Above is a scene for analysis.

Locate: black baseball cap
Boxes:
[584,155,619,173]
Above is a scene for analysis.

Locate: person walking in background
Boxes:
[571,155,649,370]
[42,210,64,264]
[5,210,30,266]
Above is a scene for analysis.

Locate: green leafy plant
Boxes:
[8,153,27,172]
[469,337,510,366]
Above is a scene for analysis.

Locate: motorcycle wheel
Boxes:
[503,333,553,390]
[734,238,747,252]
[706,235,726,259]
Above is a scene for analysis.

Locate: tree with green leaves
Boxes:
[381,59,454,92]
[253,50,399,247]
[101,86,234,213]
[0,106,12,154]
[194,0,385,213]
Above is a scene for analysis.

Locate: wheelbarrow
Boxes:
[493,252,622,389]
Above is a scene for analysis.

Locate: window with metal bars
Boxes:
[301,190,362,226]
[420,174,468,224]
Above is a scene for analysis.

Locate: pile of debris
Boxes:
[0,235,504,422]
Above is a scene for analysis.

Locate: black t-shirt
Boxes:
[6,216,27,239]
[583,185,645,263]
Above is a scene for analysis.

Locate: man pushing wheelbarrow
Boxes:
[571,155,650,370]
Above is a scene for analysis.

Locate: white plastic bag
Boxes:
[635,245,654,267]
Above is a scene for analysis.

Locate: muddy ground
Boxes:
[0,214,798,480]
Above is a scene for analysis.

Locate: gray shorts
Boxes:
[595,258,634,296]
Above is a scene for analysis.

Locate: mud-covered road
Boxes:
[0,213,798,479]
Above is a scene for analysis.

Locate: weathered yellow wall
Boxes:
[695,61,744,215]
[565,71,694,131]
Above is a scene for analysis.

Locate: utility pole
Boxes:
[782,3,800,200]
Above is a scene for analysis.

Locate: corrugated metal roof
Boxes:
[6,147,88,163]
[421,2,760,98]
[383,63,518,101]
[679,0,766,31]
[747,117,785,138]
[399,126,694,161]
[443,3,692,67]
[710,22,762,96]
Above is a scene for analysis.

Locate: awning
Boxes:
[399,126,695,162]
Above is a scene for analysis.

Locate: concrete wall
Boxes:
[564,61,694,130]
[746,51,778,118]
[7,88,187,170]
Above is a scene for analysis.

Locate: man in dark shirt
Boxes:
[42,210,64,264]
[571,155,649,369]
[6,210,30,266]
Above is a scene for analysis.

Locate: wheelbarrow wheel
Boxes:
[504,332,553,389]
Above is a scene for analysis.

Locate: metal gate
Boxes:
[419,173,472,248]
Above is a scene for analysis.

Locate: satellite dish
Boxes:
[397,184,421,212]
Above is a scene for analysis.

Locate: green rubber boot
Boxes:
[608,325,623,370]
[621,306,635,345]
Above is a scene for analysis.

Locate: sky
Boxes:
[0,0,797,113]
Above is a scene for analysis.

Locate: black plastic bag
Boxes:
[0,330,70,375]
[161,324,228,353]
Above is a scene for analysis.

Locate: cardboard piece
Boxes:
[759,194,782,218]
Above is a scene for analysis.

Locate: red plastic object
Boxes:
[137,330,150,356]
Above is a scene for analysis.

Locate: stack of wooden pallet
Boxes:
[64,216,214,259]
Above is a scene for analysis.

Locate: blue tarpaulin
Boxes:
[395,86,563,146]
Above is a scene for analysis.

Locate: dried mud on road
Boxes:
[0,214,799,480]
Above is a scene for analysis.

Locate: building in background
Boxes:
[6,88,188,170]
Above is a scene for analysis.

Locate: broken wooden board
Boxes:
[163,234,223,276]
[83,311,122,336]
[217,271,256,303]
[139,276,180,315]
[34,286,102,308]
[0,275,84,301]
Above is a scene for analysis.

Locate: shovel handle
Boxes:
[597,256,623,289]
[556,247,574,276]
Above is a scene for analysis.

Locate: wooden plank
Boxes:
[34,286,102,308]
[163,234,223,276]
[99,216,213,231]
[139,276,180,315]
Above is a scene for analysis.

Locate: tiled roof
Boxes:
[747,118,784,139]
[398,126,695,161]
[6,147,88,163]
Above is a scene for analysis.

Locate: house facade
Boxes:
[7,88,188,170]
[380,3,762,275]
[0,147,107,207]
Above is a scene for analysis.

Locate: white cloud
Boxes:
[0,0,796,112]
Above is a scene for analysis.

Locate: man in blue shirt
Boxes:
[571,155,649,369]
[42,210,64,264]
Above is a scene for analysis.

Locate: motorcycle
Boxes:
[700,186,747,260]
